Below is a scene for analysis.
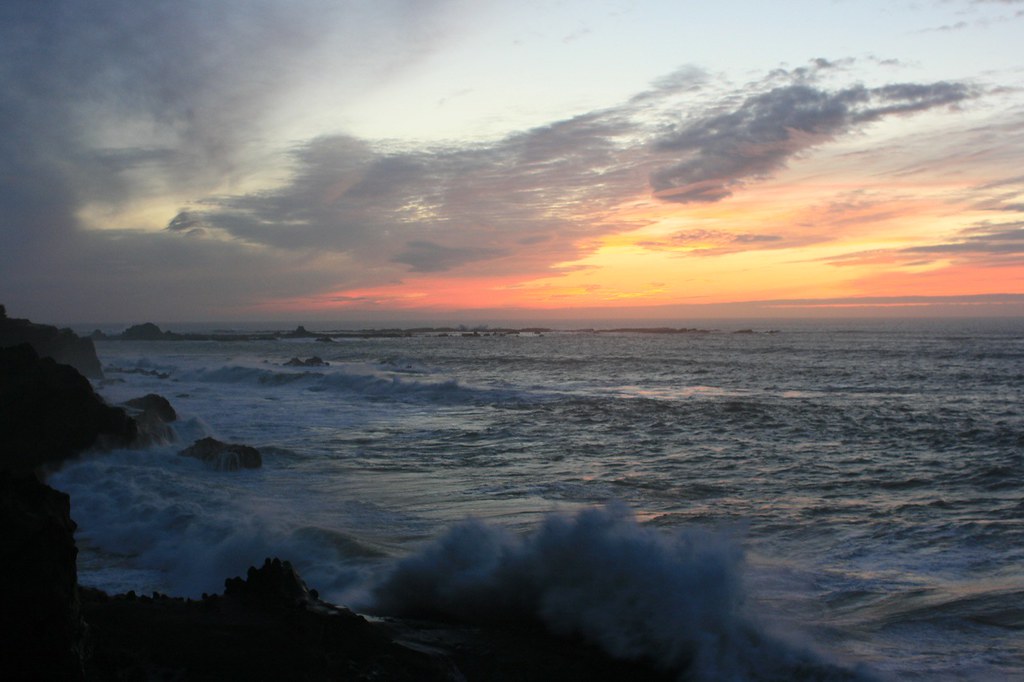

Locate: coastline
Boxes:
[0,312,678,680]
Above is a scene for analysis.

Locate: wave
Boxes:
[48,449,373,599]
[183,363,518,405]
[365,503,870,681]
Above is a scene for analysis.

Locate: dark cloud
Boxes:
[901,222,1024,258]
[176,68,975,280]
[0,0,452,319]
[393,241,508,272]
[182,110,643,276]
[0,3,996,320]
[649,80,974,203]
[826,221,1024,269]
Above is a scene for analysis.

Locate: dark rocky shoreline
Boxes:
[1,310,670,680]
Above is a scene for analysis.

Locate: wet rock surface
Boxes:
[0,472,86,680]
[0,344,136,472]
[0,306,103,379]
[81,559,458,682]
[178,436,262,470]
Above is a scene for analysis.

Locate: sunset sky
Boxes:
[2,0,1023,323]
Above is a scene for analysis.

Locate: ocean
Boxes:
[51,318,1023,680]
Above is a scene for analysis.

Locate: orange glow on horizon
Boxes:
[252,156,1022,316]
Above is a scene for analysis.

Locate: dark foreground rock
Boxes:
[0,344,136,473]
[82,558,457,682]
[0,473,86,680]
[81,558,672,682]
[178,436,262,470]
[0,306,103,379]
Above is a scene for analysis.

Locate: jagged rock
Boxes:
[0,308,103,379]
[284,356,328,367]
[0,344,137,473]
[223,557,316,608]
[178,437,262,470]
[0,473,86,680]
[81,559,457,681]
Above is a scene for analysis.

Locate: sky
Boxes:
[2,0,1023,324]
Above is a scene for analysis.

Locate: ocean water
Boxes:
[50,318,1023,680]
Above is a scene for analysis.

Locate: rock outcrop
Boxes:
[0,344,136,473]
[81,558,457,681]
[123,393,178,446]
[123,393,177,422]
[178,436,262,470]
[120,322,178,340]
[0,472,86,680]
[0,306,103,379]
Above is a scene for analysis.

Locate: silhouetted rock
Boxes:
[123,394,177,422]
[0,344,137,473]
[81,559,457,681]
[121,322,175,340]
[223,557,317,608]
[0,308,103,379]
[123,394,178,447]
[285,325,316,338]
[178,437,262,470]
[284,356,328,367]
[0,472,86,680]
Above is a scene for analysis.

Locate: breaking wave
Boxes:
[366,504,869,681]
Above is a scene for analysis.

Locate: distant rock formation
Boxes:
[120,322,178,341]
[0,472,86,680]
[0,344,137,473]
[0,306,103,379]
[178,437,262,471]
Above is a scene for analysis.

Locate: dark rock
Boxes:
[380,618,675,682]
[123,394,178,447]
[0,344,137,473]
[0,473,86,680]
[120,322,175,340]
[315,336,335,343]
[284,356,328,367]
[285,325,316,338]
[223,557,317,608]
[0,309,103,379]
[123,394,177,422]
[178,437,262,470]
[81,559,457,681]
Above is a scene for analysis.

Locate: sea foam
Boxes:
[367,503,867,680]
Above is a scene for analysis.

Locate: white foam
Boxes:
[366,503,866,680]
